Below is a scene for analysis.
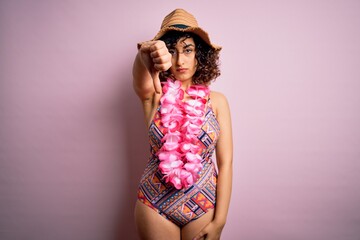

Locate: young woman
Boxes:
[132,9,233,240]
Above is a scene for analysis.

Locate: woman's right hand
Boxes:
[138,40,172,94]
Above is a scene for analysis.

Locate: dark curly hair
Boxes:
[159,31,221,85]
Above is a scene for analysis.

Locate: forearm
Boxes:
[213,161,233,226]
[132,52,153,98]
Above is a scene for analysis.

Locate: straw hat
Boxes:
[138,8,221,51]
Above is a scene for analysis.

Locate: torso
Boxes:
[137,91,220,226]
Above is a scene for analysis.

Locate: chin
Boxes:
[174,75,192,82]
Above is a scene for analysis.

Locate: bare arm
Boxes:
[213,92,233,226]
[132,41,172,127]
[132,52,153,101]
[132,41,172,101]
[194,91,233,240]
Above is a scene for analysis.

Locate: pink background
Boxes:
[1,1,360,240]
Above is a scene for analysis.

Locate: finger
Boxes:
[150,49,172,66]
[150,46,169,58]
[142,40,161,48]
[140,40,162,53]
[151,56,168,65]
[153,62,172,72]
[149,40,166,51]
[151,71,162,94]
[139,42,152,52]
[193,231,205,240]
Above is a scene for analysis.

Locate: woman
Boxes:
[132,9,233,240]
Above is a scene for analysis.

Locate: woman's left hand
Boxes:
[192,221,225,240]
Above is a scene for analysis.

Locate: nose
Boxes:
[175,52,185,66]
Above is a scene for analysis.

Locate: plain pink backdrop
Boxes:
[1,1,360,240]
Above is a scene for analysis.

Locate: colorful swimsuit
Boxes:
[137,98,220,227]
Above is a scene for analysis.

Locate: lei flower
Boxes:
[157,79,210,189]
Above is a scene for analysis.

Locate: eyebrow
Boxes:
[183,44,195,48]
[171,41,195,50]
[179,38,195,47]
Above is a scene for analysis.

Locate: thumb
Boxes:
[151,70,162,94]
[193,231,206,240]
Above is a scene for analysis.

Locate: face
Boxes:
[168,37,197,83]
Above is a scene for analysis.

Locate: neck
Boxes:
[179,79,193,91]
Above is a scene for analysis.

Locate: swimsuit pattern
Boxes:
[137,98,220,227]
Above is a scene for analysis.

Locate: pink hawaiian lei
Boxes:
[157,79,210,189]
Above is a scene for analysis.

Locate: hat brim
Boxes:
[153,26,222,51]
[137,26,222,51]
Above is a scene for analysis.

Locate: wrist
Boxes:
[213,218,226,228]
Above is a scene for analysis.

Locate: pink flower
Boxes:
[160,103,182,115]
[183,100,206,117]
[170,176,182,189]
[184,162,202,173]
[168,168,183,189]
[161,79,184,105]
[157,80,209,189]
[185,99,204,108]
[187,85,210,98]
[158,150,181,162]
[180,142,200,153]
[182,123,201,135]
[162,132,181,151]
[161,112,182,123]
[164,120,182,132]
[185,152,202,163]
[159,160,183,174]
[182,134,197,142]
[184,174,194,187]
[180,170,192,187]
[185,115,204,125]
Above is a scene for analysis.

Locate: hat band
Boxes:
[170,24,189,29]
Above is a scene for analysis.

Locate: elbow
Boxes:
[217,157,233,172]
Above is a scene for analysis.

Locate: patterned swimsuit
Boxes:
[137,98,220,227]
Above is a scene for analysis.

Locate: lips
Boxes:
[177,68,188,73]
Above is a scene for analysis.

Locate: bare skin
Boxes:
[133,38,233,240]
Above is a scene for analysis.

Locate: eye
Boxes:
[168,49,176,55]
[184,49,194,54]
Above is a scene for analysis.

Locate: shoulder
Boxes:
[209,91,230,116]
[210,91,229,107]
